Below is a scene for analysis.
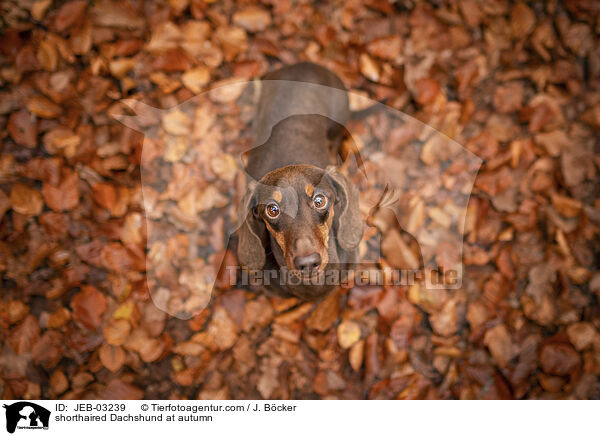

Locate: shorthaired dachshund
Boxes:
[236,62,363,300]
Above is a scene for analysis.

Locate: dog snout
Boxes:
[293,252,322,273]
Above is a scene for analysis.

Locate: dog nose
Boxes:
[293,252,322,273]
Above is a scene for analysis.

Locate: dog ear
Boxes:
[326,166,362,251]
[237,182,267,270]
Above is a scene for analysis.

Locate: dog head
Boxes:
[237,164,362,281]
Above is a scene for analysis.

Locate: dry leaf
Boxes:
[10,183,44,216]
[359,53,380,82]
[71,285,107,330]
[26,96,62,118]
[337,321,361,349]
[483,324,517,368]
[8,109,37,148]
[42,171,79,211]
[103,319,131,346]
[182,67,210,94]
[54,0,87,32]
[233,7,272,33]
[99,343,126,372]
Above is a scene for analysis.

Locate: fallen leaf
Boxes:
[306,292,341,332]
[99,379,143,400]
[566,323,596,351]
[359,53,380,82]
[99,343,126,372]
[26,96,62,118]
[10,183,44,216]
[349,339,365,371]
[7,315,40,354]
[71,285,107,330]
[182,67,210,94]
[8,109,37,147]
[540,342,581,376]
[233,6,272,32]
[510,3,535,38]
[103,319,131,346]
[367,35,402,60]
[206,306,238,350]
[42,171,79,211]
[54,0,87,32]
[49,370,69,395]
[337,320,361,349]
[484,324,517,368]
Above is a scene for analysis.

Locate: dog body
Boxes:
[237,63,362,300]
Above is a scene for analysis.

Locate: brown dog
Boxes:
[236,62,363,300]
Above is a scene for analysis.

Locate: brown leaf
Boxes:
[233,6,272,33]
[206,306,238,350]
[109,58,135,78]
[152,48,191,72]
[162,109,192,136]
[172,341,205,356]
[46,307,71,328]
[37,39,58,71]
[99,343,126,372]
[257,359,280,398]
[99,379,143,400]
[566,323,596,351]
[6,300,29,324]
[50,370,69,395]
[103,319,131,346]
[8,314,40,354]
[91,0,145,29]
[534,130,569,157]
[510,3,535,38]
[430,295,463,337]
[551,192,582,218]
[42,171,79,211]
[367,35,403,61]
[493,82,524,113]
[359,53,380,83]
[31,0,52,21]
[415,78,441,106]
[8,109,37,147]
[26,96,62,119]
[337,320,361,349]
[0,189,10,221]
[101,242,145,273]
[305,292,341,332]
[10,183,44,216]
[71,285,107,330]
[92,182,116,210]
[349,339,365,371]
[54,0,87,32]
[125,328,164,362]
[540,342,581,376]
[43,128,81,155]
[208,78,247,103]
[459,0,483,27]
[484,324,517,368]
[32,331,64,369]
[382,228,421,270]
[436,241,460,274]
[181,67,210,94]
[243,296,274,331]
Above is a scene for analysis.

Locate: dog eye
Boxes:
[265,202,280,218]
[313,194,327,209]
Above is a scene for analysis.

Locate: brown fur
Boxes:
[236,63,363,300]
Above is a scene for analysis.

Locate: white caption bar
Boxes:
[0,400,593,436]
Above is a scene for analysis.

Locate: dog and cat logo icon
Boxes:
[2,402,50,433]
